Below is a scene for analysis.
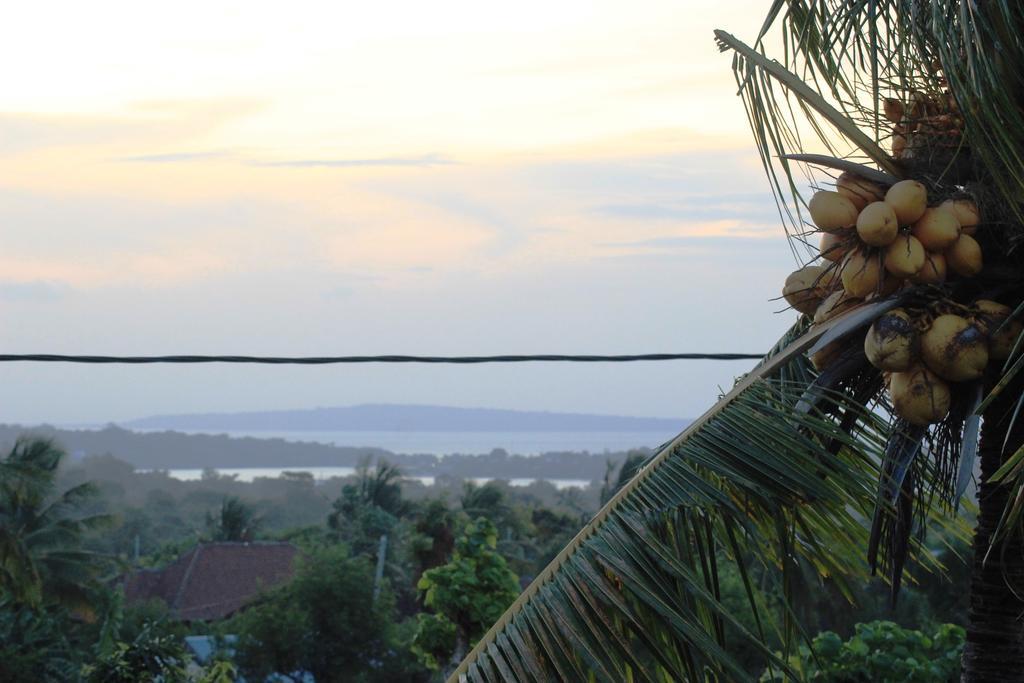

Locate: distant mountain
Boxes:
[122,404,683,433]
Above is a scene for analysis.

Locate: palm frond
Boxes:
[0,438,113,608]
[714,26,906,261]
[716,30,900,176]
[732,1,1024,245]
[448,321,958,682]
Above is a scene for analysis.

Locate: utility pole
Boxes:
[372,534,388,602]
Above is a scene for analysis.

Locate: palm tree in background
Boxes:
[205,496,260,542]
[329,457,411,525]
[449,3,1024,682]
[0,438,111,610]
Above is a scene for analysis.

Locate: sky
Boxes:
[0,1,804,426]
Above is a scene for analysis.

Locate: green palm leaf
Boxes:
[732,1,1024,246]
[0,438,113,608]
[448,322,959,682]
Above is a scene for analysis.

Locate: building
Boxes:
[122,541,299,621]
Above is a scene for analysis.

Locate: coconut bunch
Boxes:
[778,165,1017,428]
[782,178,984,343]
[864,301,1023,426]
[884,90,963,162]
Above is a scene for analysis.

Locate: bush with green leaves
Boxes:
[761,620,965,682]
[411,517,519,674]
[0,604,85,682]
[81,623,189,683]
[230,543,425,683]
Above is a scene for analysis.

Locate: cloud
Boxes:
[253,153,457,169]
[604,235,769,249]
[113,151,231,164]
[0,279,72,301]
[594,198,777,224]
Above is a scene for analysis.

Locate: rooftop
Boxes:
[122,541,299,621]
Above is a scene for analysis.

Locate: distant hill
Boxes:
[122,404,683,433]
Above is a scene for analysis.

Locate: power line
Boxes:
[0,352,763,365]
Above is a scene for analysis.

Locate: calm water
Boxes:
[133,429,677,456]
[146,466,594,490]
[130,429,680,489]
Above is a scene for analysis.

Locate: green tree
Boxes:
[204,496,259,542]
[762,621,965,683]
[331,458,409,520]
[81,623,189,683]
[0,604,83,682]
[0,438,111,609]
[328,458,410,557]
[459,481,508,520]
[409,497,457,582]
[459,481,530,557]
[412,518,519,676]
[231,544,422,683]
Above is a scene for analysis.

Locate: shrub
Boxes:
[761,620,965,682]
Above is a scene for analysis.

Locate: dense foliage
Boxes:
[0,437,599,681]
[81,624,190,683]
[762,621,966,683]
[412,518,520,674]
[229,545,420,682]
[0,435,974,680]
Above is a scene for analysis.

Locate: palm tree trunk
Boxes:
[962,380,1024,682]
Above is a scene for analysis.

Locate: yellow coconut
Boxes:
[809,190,859,233]
[856,201,900,246]
[911,252,947,284]
[974,300,1012,331]
[810,336,842,371]
[885,180,928,224]
[782,265,828,314]
[945,233,983,277]
[883,98,905,124]
[892,132,908,159]
[884,234,926,278]
[911,207,961,251]
[814,290,862,325]
[864,309,918,371]
[819,231,850,263]
[840,250,882,298]
[836,173,885,211]
[889,365,951,426]
[817,262,841,292]
[940,198,980,236]
[870,273,904,299]
[974,300,1023,361]
[920,314,989,381]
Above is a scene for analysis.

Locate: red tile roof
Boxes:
[122,542,298,621]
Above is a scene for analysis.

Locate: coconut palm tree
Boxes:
[205,496,260,542]
[447,3,1024,681]
[0,438,112,609]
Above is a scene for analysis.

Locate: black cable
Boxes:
[0,353,763,365]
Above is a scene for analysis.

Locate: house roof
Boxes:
[123,541,299,621]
